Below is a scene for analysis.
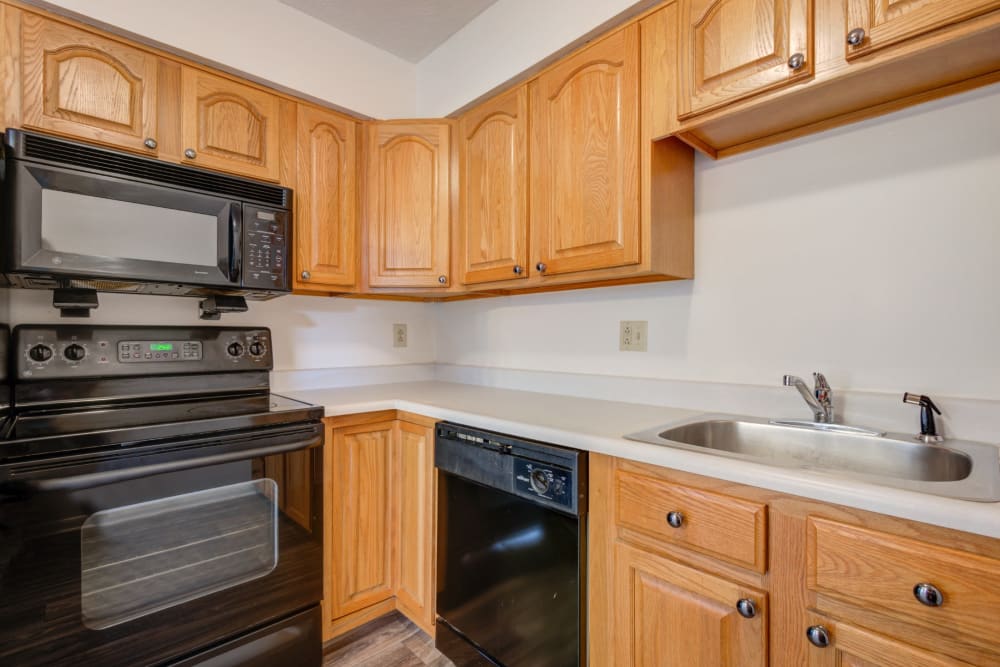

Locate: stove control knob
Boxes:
[64,344,86,361]
[249,342,265,356]
[227,342,244,357]
[29,344,53,362]
[530,469,550,495]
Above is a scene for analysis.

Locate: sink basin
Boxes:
[626,416,1000,501]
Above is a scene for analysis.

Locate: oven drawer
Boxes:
[616,470,768,572]
[807,517,1000,656]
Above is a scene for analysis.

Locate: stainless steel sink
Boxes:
[626,416,1000,501]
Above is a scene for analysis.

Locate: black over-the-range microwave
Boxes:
[0,129,292,298]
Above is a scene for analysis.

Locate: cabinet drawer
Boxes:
[616,471,767,572]
[807,517,1000,656]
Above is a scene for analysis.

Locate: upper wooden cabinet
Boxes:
[458,85,529,285]
[678,0,813,119]
[845,0,1000,59]
[294,104,357,291]
[530,25,641,277]
[19,14,159,154]
[365,122,451,289]
[180,67,281,181]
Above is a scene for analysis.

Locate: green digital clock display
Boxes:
[150,343,174,351]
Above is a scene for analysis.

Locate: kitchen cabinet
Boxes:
[458,85,529,285]
[845,0,1000,60]
[180,67,281,181]
[614,542,768,665]
[806,613,978,666]
[530,24,641,278]
[322,414,437,640]
[327,421,396,619]
[19,13,160,154]
[677,0,813,119]
[365,122,452,289]
[294,104,358,291]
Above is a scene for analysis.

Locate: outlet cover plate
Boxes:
[620,320,647,352]
[393,323,408,348]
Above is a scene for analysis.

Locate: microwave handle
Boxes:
[7,435,320,493]
[228,202,243,283]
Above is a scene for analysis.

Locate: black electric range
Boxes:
[0,325,324,667]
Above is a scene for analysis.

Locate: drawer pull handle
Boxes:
[735,598,756,619]
[913,583,944,607]
[665,511,684,528]
[806,625,830,648]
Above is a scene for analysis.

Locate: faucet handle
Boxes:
[813,372,832,407]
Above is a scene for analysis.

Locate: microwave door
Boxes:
[7,161,240,288]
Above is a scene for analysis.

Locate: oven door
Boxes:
[0,421,322,667]
[4,159,243,288]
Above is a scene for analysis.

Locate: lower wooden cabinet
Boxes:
[322,415,437,640]
[613,542,768,666]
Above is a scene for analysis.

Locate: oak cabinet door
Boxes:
[329,422,395,618]
[678,0,813,119]
[806,614,976,667]
[180,67,280,181]
[393,421,436,634]
[20,14,159,154]
[845,0,1000,59]
[295,105,357,290]
[459,85,529,285]
[614,543,767,666]
[530,25,640,277]
[366,122,451,288]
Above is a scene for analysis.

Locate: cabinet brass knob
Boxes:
[143,137,158,149]
[184,148,197,159]
[847,28,866,46]
[806,625,830,648]
[736,598,756,619]
[787,52,805,70]
[666,511,684,528]
[913,583,943,607]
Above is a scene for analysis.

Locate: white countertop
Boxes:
[281,381,1000,539]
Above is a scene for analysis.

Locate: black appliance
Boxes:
[1,129,291,299]
[0,325,324,667]
[435,422,587,667]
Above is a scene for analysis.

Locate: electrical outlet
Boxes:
[393,323,408,348]
[619,320,648,352]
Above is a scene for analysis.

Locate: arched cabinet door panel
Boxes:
[20,14,159,154]
[180,67,280,181]
[845,0,1000,59]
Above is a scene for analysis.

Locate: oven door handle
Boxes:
[23,435,321,492]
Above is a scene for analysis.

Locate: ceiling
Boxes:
[279,0,499,63]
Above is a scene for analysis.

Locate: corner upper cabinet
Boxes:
[677,0,813,119]
[530,24,641,277]
[459,85,529,285]
[180,67,280,181]
[844,0,1000,60]
[294,104,357,291]
[19,14,160,154]
[365,122,451,289]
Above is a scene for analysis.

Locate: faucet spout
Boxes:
[783,373,834,423]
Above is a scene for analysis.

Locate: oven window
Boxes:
[41,189,219,266]
[80,479,279,630]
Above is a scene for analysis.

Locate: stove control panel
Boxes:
[15,326,273,379]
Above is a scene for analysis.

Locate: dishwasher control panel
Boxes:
[514,458,574,511]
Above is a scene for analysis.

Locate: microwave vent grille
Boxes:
[21,133,288,208]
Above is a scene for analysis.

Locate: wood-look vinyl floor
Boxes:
[323,612,454,667]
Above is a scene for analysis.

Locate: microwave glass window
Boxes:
[80,479,279,630]
[41,189,219,267]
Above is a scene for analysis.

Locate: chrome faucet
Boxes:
[783,373,834,423]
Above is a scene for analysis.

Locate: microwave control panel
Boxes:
[242,206,289,291]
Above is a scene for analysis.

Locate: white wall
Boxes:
[416,0,650,116]
[435,83,1000,400]
[3,290,437,371]
[35,0,417,118]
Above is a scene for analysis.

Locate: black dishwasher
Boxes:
[435,422,587,667]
